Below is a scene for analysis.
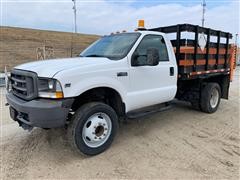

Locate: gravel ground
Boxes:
[0,68,239,179]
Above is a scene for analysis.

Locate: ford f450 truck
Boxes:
[6,22,236,155]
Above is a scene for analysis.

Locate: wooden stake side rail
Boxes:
[173,46,232,67]
[173,47,228,54]
[149,24,233,79]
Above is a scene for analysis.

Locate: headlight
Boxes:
[37,78,64,99]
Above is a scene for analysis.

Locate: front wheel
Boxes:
[200,83,221,113]
[67,102,118,155]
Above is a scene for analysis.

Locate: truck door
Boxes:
[127,34,177,111]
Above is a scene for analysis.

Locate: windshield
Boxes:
[80,33,140,60]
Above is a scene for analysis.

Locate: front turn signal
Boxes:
[55,91,64,99]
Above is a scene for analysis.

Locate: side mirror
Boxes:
[131,53,137,66]
[146,48,159,66]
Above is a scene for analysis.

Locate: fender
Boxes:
[61,76,127,104]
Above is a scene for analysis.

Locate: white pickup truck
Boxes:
[6,23,234,155]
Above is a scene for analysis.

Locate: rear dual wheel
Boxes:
[67,102,118,156]
[200,83,221,113]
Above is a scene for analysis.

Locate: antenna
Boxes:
[201,0,206,27]
[72,0,77,33]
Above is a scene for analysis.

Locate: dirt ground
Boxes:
[0,68,239,180]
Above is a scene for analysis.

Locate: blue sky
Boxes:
[115,0,230,8]
[1,0,239,42]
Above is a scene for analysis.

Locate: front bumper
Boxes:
[6,92,74,129]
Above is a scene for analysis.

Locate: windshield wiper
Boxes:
[85,54,105,57]
[83,54,115,60]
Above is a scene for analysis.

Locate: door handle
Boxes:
[170,67,174,76]
[117,72,128,77]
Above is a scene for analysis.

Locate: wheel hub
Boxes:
[95,125,104,137]
[210,87,219,108]
[82,113,112,148]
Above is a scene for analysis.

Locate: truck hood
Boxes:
[15,57,113,77]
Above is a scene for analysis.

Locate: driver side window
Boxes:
[132,35,169,66]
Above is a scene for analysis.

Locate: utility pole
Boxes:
[71,0,77,57]
[201,0,206,27]
[235,34,238,46]
[236,34,239,64]
[72,0,77,33]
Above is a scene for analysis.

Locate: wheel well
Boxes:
[200,75,230,99]
[71,87,125,117]
[176,74,230,102]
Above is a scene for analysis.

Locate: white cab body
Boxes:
[15,31,178,112]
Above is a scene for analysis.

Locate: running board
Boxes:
[126,102,172,119]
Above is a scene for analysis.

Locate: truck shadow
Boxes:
[18,101,204,161]
[118,101,200,137]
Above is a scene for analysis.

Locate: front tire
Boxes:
[200,83,221,113]
[67,102,118,156]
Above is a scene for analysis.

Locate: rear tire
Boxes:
[67,102,118,156]
[200,83,221,113]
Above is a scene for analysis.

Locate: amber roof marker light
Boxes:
[137,20,146,31]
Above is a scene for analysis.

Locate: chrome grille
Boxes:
[10,70,37,100]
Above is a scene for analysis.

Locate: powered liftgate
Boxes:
[149,24,233,79]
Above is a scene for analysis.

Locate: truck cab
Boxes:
[6,21,233,155]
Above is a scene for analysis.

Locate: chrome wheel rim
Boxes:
[210,88,219,108]
[82,112,112,148]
